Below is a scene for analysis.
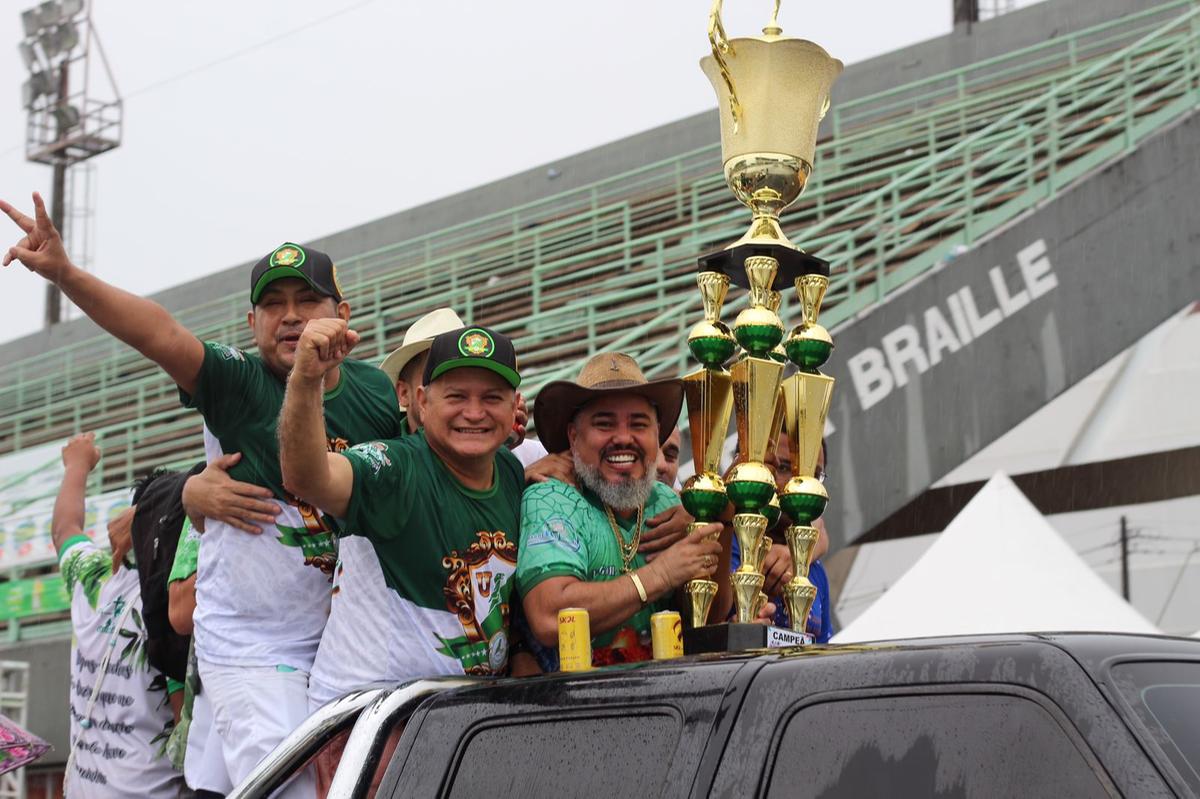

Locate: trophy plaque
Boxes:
[682,0,841,655]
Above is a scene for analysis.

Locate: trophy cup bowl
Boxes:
[701,25,843,251]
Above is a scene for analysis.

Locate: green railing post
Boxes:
[1124,52,1137,150]
[374,284,384,358]
[621,203,632,272]
[591,187,601,241]
[674,160,684,221]
[1048,92,1060,191]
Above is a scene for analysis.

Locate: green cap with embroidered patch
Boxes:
[423,326,521,389]
[249,242,343,305]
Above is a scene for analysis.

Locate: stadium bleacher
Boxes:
[0,0,1197,642]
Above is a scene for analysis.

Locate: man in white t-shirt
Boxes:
[2,199,403,796]
[53,433,182,799]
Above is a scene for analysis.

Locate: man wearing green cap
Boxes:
[279,321,525,678]
[1,194,402,795]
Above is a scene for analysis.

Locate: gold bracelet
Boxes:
[628,571,648,605]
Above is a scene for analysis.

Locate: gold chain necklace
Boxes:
[604,503,644,574]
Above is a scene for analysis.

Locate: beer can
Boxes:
[558,607,592,672]
[650,610,684,660]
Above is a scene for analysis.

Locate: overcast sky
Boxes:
[0,0,1035,346]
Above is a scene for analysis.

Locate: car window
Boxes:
[444,712,679,798]
[1112,660,1200,793]
[765,692,1110,798]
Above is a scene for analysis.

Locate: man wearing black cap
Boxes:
[2,194,401,795]
[279,321,525,679]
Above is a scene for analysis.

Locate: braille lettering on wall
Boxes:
[846,240,1058,411]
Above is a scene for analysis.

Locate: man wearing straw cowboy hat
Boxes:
[516,352,733,668]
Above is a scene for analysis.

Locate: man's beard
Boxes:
[573,449,657,512]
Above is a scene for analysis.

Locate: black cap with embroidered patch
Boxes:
[249,242,343,305]
[423,326,521,389]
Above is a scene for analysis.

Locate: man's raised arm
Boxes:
[2,193,204,394]
[278,318,357,518]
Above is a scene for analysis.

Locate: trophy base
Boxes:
[683,622,812,654]
[700,243,830,289]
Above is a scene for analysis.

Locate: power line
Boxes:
[1,0,381,163]
[122,0,381,101]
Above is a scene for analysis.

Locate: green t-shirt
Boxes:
[181,341,402,502]
[179,340,403,669]
[338,431,524,676]
[516,480,680,666]
[169,518,199,583]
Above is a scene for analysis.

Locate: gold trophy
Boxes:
[682,0,841,653]
[681,272,735,629]
[779,272,835,634]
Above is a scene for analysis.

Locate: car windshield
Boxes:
[1113,660,1200,792]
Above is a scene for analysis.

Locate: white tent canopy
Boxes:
[833,472,1159,643]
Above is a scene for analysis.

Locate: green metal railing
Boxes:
[1,0,1198,497]
[2,0,1190,399]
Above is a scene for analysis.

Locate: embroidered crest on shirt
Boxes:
[437,531,517,675]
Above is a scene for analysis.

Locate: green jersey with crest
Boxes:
[337,431,523,676]
[515,479,680,668]
[180,341,401,670]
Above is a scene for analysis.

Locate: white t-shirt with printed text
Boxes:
[61,537,180,799]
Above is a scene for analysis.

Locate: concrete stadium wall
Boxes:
[823,110,1200,548]
[0,0,1163,366]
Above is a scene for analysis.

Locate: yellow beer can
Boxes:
[558,607,592,672]
[651,610,684,660]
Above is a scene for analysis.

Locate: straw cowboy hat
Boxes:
[379,308,465,408]
[534,352,684,454]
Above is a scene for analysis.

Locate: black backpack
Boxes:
[130,462,205,683]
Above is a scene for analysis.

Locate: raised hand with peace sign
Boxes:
[0,192,73,282]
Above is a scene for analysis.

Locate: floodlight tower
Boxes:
[17,0,121,328]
